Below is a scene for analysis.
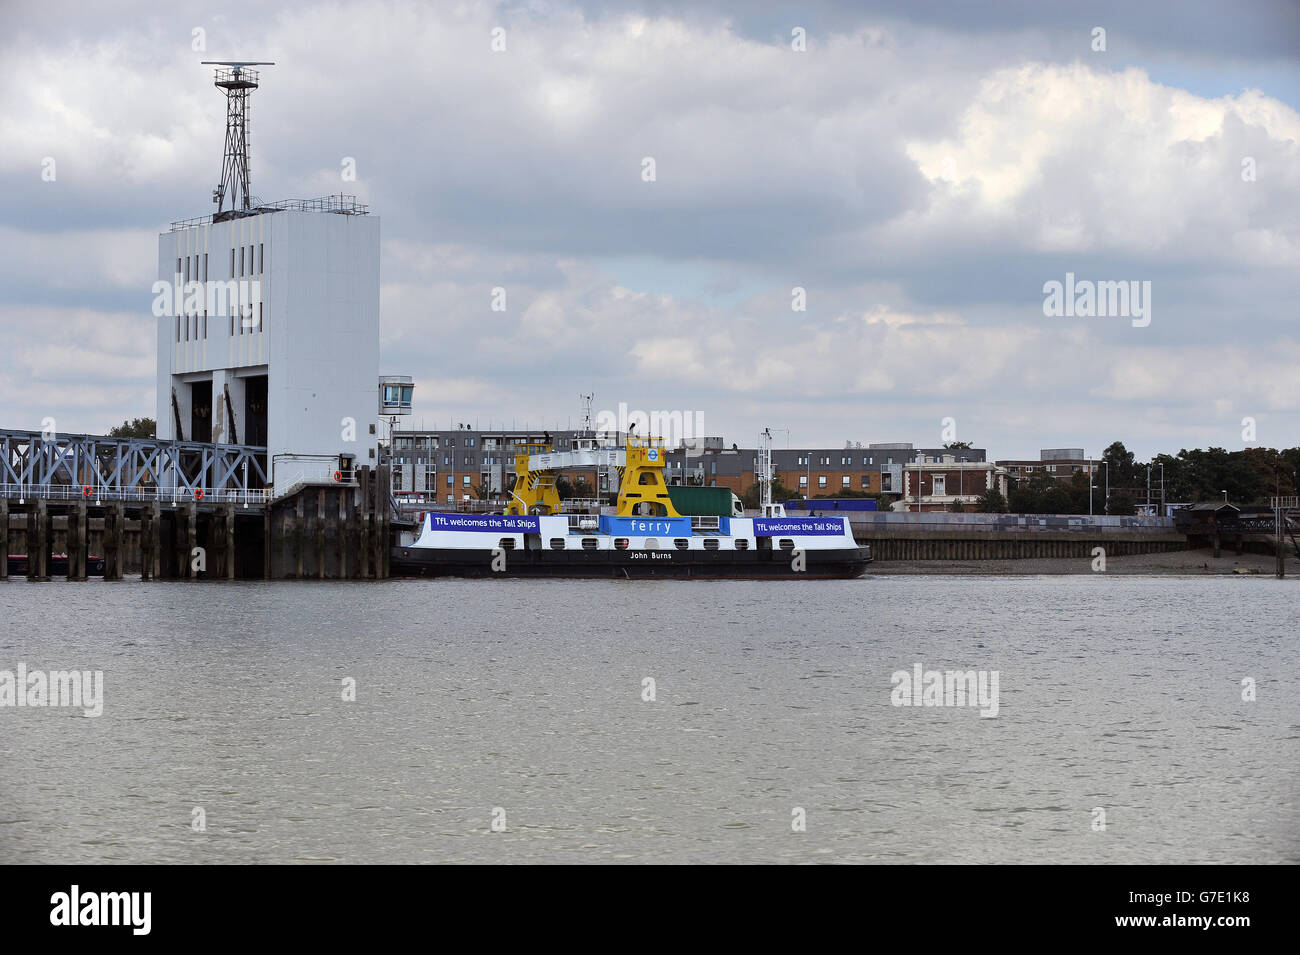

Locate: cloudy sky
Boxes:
[2,0,1298,459]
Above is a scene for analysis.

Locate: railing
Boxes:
[457,499,509,513]
[395,499,509,515]
[627,434,668,449]
[845,512,1174,528]
[691,516,721,531]
[212,66,260,88]
[2,428,269,500]
[170,195,369,231]
[1195,514,1300,534]
[271,454,355,501]
[0,483,267,506]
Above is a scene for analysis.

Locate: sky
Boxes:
[1,0,1298,460]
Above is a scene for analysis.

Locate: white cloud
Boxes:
[0,0,1298,458]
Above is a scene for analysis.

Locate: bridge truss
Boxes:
[0,428,269,505]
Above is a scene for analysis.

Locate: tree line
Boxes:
[978,441,1300,515]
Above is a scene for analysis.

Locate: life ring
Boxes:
[333,470,342,482]
[193,488,205,501]
[82,485,92,498]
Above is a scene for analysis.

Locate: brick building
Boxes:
[386,427,614,508]
[665,442,988,508]
[901,454,1009,512]
[995,449,1098,485]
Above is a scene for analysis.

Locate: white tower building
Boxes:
[156,64,379,488]
[156,202,380,484]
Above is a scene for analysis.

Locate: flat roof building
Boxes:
[996,449,1098,484]
[156,197,380,487]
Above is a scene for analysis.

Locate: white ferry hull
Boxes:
[391,512,871,580]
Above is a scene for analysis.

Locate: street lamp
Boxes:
[915,452,924,513]
[1088,453,1094,516]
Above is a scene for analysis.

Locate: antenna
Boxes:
[759,428,774,511]
[200,61,275,221]
[579,392,594,433]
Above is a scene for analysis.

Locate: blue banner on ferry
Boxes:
[426,513,540,533]
[753,516,847,537]
[599,515,692,537]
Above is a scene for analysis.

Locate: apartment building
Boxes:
[996,449,1098,484]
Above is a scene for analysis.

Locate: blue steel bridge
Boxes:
[0,427,270,507]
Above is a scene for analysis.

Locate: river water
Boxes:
[1,575,1295,864]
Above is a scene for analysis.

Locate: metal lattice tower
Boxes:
[201,60,274,221]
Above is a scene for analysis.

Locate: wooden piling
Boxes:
[68,501,87,580]
[263,505,272,580]
[337,487,348,579]
[188,503,199,579]
[29,501,49,581]
[294,495,304,579]
[317,488,327,579]
[210,507,223,578]
[1274,511,1284,579]
[104,503,124,580]
[140,504,153,580]
[379,492,389,579]
[150,502,162,580]
[175,503,191,579]
[0,498,7,582]
[359,468,371,579]
[223,506,236,580]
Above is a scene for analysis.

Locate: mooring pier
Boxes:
[1,428,389,580]
[831,511,1190,561]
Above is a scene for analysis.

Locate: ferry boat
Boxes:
[391,431,870,579]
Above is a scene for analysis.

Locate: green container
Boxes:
[666,485,735,517]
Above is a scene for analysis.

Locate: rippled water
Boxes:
[0,575,1296,864]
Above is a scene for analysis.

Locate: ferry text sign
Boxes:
[599,515,692,537]
[753,517,847,536]
[427,513,540,533]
